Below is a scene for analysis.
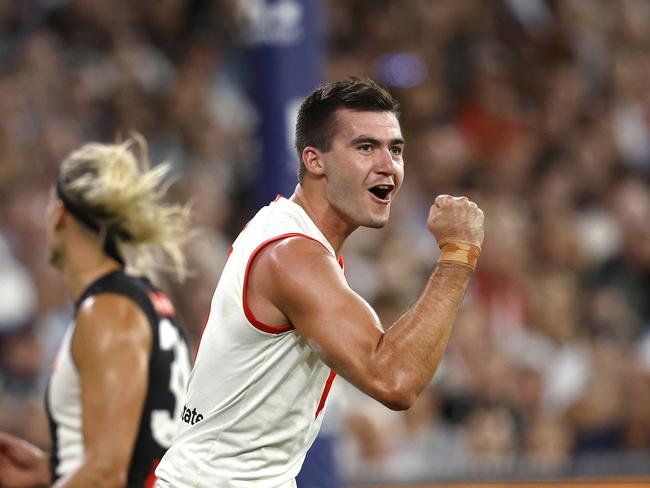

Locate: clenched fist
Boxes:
[427,195,484,249]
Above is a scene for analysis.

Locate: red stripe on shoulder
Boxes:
[243,233,328,335]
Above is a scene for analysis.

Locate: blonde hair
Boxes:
[58,136,193,281]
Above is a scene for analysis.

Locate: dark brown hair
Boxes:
[295,77,400,181]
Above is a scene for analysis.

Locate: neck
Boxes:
[289,184,357,255]
[60,252,122,303]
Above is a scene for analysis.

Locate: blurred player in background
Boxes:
[0,137,193,487]
[155,77,485,487]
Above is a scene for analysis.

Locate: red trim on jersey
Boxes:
[243,233,323,334]
[242,229,344,334]
[273,194,284,202]
[194,310,211,360]
[315,370,336,418]
[144,458,160,488]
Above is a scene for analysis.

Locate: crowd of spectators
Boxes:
[1,0,649,483]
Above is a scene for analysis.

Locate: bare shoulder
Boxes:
[73,294,152,359]
[250,235,350,319]
[77,293,149,332]
[263,235,338,269]
[255,236,343,290]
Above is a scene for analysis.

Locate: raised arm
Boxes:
[249,195,483,410]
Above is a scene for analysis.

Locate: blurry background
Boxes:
[1,0,650,485]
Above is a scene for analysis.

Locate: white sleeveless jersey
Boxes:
[47,325,84,477]
[155,197,342,488]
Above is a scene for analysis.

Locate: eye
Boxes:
[391,146,403,156]
[359,143,373,153]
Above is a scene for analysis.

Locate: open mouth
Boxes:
[368,184,394,201]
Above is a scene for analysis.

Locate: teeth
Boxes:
[369,185,392,200]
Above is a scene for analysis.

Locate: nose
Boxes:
[375,147,398,175]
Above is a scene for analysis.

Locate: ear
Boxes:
[302,146,326,177]
[53,201,67,231]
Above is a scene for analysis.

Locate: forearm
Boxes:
[375,261,473,403]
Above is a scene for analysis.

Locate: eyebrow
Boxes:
[350,135,405,146]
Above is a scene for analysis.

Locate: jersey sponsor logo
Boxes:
[181,404,204,425]
[148,291,176,316]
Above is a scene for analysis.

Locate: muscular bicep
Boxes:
[253,238,389,398]
[72,294,151,477]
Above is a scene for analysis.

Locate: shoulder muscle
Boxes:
[72,293,152,366]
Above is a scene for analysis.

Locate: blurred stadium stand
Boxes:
[1,0,649,486]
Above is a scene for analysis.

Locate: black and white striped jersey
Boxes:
[46,270,190,487]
